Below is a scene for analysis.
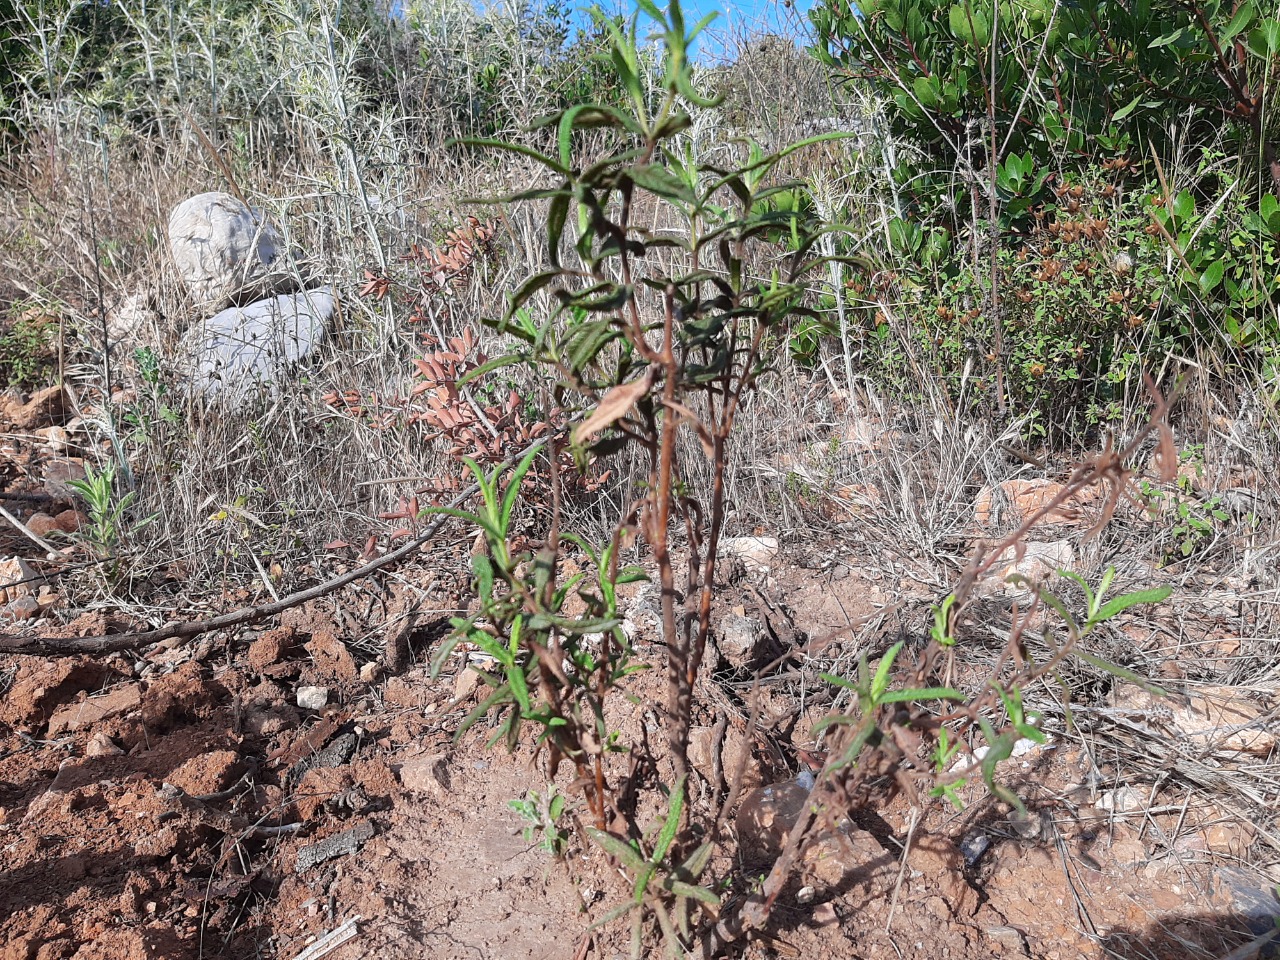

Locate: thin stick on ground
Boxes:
[0,431,550,657]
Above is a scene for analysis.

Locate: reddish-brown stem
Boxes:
[651,286,689,787]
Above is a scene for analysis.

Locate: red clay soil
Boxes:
[3,579,1276,960]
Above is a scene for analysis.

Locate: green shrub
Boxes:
[811,0,1280,202]
[0,310,56,389]
[806,0,1280,437]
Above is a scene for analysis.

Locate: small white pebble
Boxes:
[296,686,329,710]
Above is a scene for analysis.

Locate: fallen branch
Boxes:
[0,491,57,502]
[0,482,480,657]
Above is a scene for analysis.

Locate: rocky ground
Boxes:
[3,382,1279,960]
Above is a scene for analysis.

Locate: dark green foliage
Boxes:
[0,310,56,390]
[811,0,1280,193]
[809,0,1280,437]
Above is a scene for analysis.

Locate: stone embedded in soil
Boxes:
[737,778,811,858]
[35,586,59,612]
[907,836,978,917]
[3,596,41,621]
[66,923,184,960]
[41,457,86,500]
[452,667,481,702]
[721,536,780,572]
[973,478,1098,527]
[1214,866,1280,933]
[303,631,358,684]
[24,513,60,539]
[296,685,330,710]
[981,540,1074,592]
[398,752,451,796]
[133,824,183,859]
[46,683,142,736]
[53,509,83,534]
[247,627,296,672]
[245,703,298,737]
[1111,682,1277,756]
[801,826,894,895]
[1178,815,1257,857]
[0,657,111,729]
[715,612,759,664]
[1097,786,1145,814]
[166,749,242,796]
[811,901,839,927]
[0,556,41,603]
[85,731,124,757]
[38,424,70,453]
[960,832,991,866]
[140,661,218,730]
[688,725,760,792]
[0,384,68,430]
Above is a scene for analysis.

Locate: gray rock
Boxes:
[296,685,330,711]
[168,192,283,307]
[1214,866,1280,934]
[180,287,333,402]
[720,536,779,572]
[960,832,990,866]
[717,613,759,664]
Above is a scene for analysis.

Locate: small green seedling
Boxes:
[510,786,570,856]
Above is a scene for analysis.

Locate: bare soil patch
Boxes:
[3,549,1277,959]
[3,386,1278,959]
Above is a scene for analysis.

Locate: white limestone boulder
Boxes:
[168,192,284,307]
[179,287,333,403]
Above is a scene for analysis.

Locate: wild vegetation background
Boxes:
[1,0,1279,954]
[2,0,1276,558]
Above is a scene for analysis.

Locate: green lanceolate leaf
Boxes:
[1036,588,1081,638]
[457,354,524,387]
[1112,94,1143,122]
[508,658,531,713]
[663,879,720,905]
[501,445,544,531]
[1093,585,1172,623]
[949,2,991,46]
[457,684,514,738]
[677,841,714,879]
[450,137,570,176]
[877,686,966,704]
[1247,19,1280,56]
[590,899,639,929]
[652,776,685,863]
[509,270,563,312]
[547,193,569,267]
[628,162,696,204]
[1073,651,1168,694]
[870,640,904,702]
[564,319,622,374]
[1221,2,1257,40]
[586,827,648,872]
[1199,260,1225,294]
